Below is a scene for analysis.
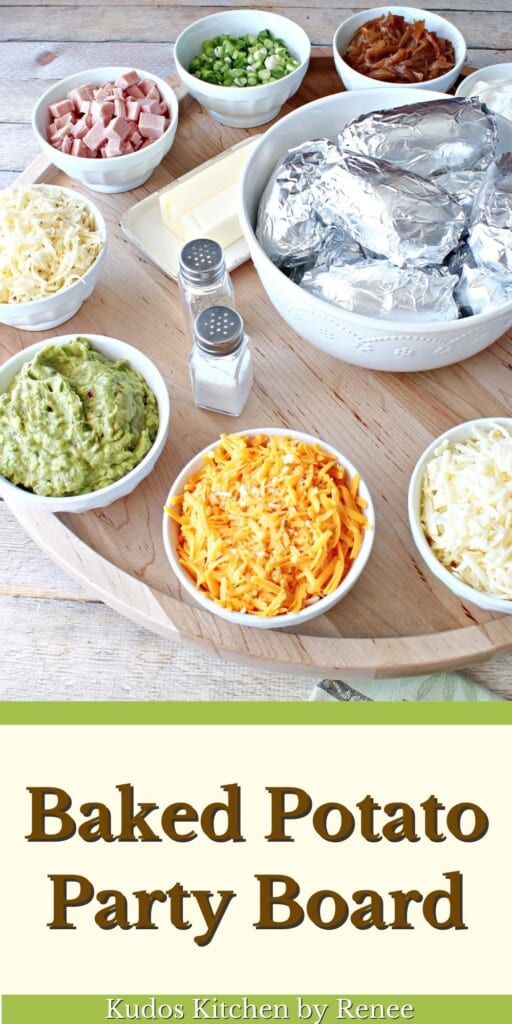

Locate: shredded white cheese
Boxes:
[421,423,512,598]
[0,185,104,304]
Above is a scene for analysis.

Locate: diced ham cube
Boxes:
[126,99,141,121]
[159,100,169,116]
[49,99,75,118]
[105,116,131,141]
[53,111,75,129]
[139,81,160,100]
[47,123,74,144]
[141,99,161,115]
[114,97,127,118]
[83,117,108,153]
[104,136,124,157]
[91,100,115,122]
[72,138,89,157]
[126,84,145,99]
[115,69,141,89]
[61,135,73,154]
[68,85,95,110]
[138,112,165,139]
[95,83,115,100]
[71,119,89,138]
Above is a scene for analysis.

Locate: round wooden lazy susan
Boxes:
[4,61,512,681]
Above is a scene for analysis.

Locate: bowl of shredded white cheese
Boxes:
[0,183,106,330]
[408,418,512,612]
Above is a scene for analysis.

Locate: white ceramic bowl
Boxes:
[408,418,512,614]
[0,333,170,512]
[239,88,512,372]
[0,184,106,331]
[333,6,466,92]
[32,67,179,193]
[173,10,310,128]
[162,427,375,629]
[456,62,512,119]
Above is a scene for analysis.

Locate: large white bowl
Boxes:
[174,10,310,128]
[163,427,375,629]
[333,6,466,92]
[0,184,106,331]
[0,333,170,512]
[456,62,512,119]
[239,88,512,372]
[32,67,179,193]
[408,418,512,614]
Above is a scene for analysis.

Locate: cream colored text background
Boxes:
[1,725,509,993]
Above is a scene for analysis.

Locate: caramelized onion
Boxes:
[343,13,456,83]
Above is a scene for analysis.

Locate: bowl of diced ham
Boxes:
[32,66,179,193]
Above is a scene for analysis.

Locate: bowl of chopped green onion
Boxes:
[174,10,311,127]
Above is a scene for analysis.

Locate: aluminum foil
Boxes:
[455,263,512,315]
[468,152,512,274]
[436,169,487,215]
[255,139,339,266]
[254,99,512,321]
[312,151,466,267]
[278,224,363,284]
[337,97,498,179]
[311,225,364,269]
[301,260,460,321]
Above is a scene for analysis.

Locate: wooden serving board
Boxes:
[4,57,512,682]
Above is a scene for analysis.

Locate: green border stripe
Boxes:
[3,994,511,1024]
[0,701,511,725]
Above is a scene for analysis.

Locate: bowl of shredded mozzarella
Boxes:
[0,183,106,330]
[408,418,512,612]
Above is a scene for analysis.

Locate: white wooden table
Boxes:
[2,1,512,701]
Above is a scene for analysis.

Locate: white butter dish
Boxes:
[121,136,260,280]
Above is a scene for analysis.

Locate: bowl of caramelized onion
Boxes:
[333,5,466,92]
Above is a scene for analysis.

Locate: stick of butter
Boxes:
[159,138,260,249]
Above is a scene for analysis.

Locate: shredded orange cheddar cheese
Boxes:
[165,433,368,617]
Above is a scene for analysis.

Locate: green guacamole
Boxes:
[0,337,159,496]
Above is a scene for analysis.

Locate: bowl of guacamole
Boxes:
[0,334,170,512]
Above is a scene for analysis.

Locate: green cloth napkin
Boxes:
[310,674,506,702]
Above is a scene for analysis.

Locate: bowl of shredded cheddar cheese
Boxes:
[0,184,106,330]
[163,428,374,627]
[408,418,512,613]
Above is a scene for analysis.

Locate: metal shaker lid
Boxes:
[179,238,225,283]
[194,305,244,356]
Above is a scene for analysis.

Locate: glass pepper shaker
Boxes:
[178,238,235,338]
[189,305,254,416]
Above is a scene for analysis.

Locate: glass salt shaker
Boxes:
[189,306,253,416]
[178,238,235,338]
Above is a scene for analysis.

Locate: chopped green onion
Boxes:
[188,29,301,87]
